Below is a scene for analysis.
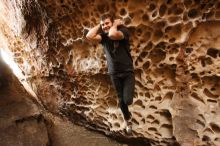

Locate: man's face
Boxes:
[100,18,113,33]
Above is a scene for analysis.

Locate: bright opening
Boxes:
[1,49,24,79]
[0,49,37,98]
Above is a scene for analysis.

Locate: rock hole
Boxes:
[142,14,149,22]
[207,99,217,103]
[149,105,157,109]
[203,88,219,98]
[114,122,120,128]
[210,123,220,133]
[188,9,199,18]
[134,100,143,107]
[169,38,176,43]
[196,119,205,128]
[184,0,192,7]
[152,11,157,18]
[155,96,162,101]
[120,8,127,16]
[148,3,156,12]
[185,47,193,54]
[161,124,173,129]
[191,92,205,103]
[147,115,155,120]
[149,48,166,63]
[166,0,172,4]
[143,61,150,70]
[169,57,174,61]
[148,127,157,132]
[207,48,219,58]
[159,4,167,17]
[202,135,210,141]
[151,120,160,125]
[174,7,184,15]
[145,92,150,98]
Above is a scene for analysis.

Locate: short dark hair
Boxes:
[100,13,114,22]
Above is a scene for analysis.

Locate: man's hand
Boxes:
[86,24,102,43]
[113,19,124,26]
[109,19,125,40]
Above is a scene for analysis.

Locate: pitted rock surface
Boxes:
[1,0,220,145]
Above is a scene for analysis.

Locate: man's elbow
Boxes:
[86,34,92,40]
[108,33,118,40]
[86,34,101,43]
[108,32,123,40]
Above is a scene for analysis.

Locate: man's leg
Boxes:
[123,72,135,106]
[119,98,131,120]
[110,73,135,134]
[110,75,130,121]
[122,72,135,134]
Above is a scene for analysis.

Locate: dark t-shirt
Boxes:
[100,26,134,74]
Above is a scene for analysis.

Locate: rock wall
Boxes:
[0,53,121,146]
[1,0,220,145]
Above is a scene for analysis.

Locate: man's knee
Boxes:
[119,96,133,105]
[125,97,133,105]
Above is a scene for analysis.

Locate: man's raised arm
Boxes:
[108,19,124,40]
[86,24,102,43]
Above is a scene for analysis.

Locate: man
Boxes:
[86,14,135,134]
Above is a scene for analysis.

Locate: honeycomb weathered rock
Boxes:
[1,0,220,145]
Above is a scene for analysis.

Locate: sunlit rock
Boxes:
[1,0,220,145]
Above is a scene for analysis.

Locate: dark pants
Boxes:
[110,72,135,121]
